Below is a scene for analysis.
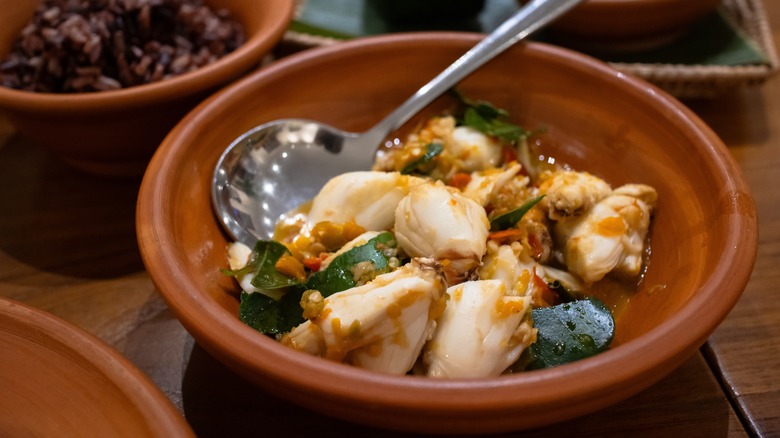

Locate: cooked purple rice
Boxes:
[0,0,245,93]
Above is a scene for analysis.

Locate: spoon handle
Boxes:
[363,0,583,140]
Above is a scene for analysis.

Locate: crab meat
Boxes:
[282,259,446,375]
[555,184,657,284]
[305,171,426,233]
[478,243,537,297]
[394,182,489,280]
[461,162,525,207]
[424,280,536,378]
[539,170,612,220]
[450,125,503,172]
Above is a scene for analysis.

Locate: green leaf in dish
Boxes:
[306,231,398,297]
[238,240,304,289]
[238,232,400,335]
[221,240,303,290]
[401,142,444,175]
[452,90,532,144]
[524,297,615,370]
[239,290,306,335]
[489,195,545,231]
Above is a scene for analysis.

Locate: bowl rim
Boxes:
[0,297,195,437]
[137,32,757,419]
[0,0,295,113]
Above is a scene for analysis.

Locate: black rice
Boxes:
[0,0,245,93]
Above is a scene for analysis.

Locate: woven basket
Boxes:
[283,0,779,98]
[611,0,779,98]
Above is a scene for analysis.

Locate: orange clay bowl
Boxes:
[0,0,294,177]
[136,33,757,434]
[545,0,721,52]
[0,297,194,437]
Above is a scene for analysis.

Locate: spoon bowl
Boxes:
[212,0,582,243]
[212,119,382,242]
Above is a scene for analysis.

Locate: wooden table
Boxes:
[2,5,779,438]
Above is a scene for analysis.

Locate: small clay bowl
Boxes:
[137,33,757,434]
[546,0,722,52]
[0,0,294,176]
[0,297,194,437]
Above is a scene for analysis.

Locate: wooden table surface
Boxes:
[2,4,780,437]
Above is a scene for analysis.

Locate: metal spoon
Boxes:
[213,0,582,244]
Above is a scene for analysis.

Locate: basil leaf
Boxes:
[307,231,397,297]
[490,195,545,231]
[525,298,615,370]
[401,142,443,175]
[239,290,305,335]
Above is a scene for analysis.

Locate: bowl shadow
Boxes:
[180,343,733,437]
[0,135,144,280]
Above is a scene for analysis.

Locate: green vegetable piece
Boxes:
[250,240,305,289]
[239,291,305,335]
[401,142,444,175]
[452,90,531,144]
[307,231,397,297]
[463,107,531,144]
[238,232,399,335]
[525,298,615,370]
[221,240,303,289]
[489,195,545,231]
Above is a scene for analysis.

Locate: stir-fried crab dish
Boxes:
[224,96,657,377]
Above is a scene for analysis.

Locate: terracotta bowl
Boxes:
[0,0,294,176]
[546,0,722,52]
[0,298,194,437]
[137,33,757,434]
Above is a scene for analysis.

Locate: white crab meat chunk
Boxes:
[461,162,525,207]
[555,184,658,284]
[424,280,535,378]
[282,259,445,375]
[227,241,285,300]
[394,182,489,279]
[478,243,538,297]
[451,126,503,172]
[539,170,612,220]
[305,171,426,233]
